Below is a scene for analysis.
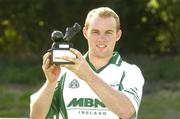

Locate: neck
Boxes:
[88,54,112,70]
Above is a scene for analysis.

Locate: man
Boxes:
[30,7,144,119]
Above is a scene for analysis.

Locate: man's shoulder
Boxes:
[121,60,141,72]
[121,60,144,85]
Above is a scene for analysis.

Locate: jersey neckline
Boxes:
[84,51,122,73]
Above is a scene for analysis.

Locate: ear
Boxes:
[116,29,122,42]
[83,27,88,40]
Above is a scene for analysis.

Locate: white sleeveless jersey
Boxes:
[46,52,144,119]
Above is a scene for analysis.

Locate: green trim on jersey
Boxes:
[118,71,125,91]
[123,89,140,106]
[46,73,68,119]
[59,73,68,119]
[85,51,122,73]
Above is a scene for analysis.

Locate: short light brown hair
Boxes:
[84,7,120,31]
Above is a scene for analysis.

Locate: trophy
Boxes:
[50,23,81,64]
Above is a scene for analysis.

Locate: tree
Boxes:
[0,0,179,56]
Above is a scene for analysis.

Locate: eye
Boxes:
[106,32,112,34]
[105,30,113,35]
[91,30,99,34]
[92,30,98,33]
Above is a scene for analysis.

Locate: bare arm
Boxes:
[85,73,135,119]
[30,52,61,119]
[30,81,57,119]
[62,48,135,119]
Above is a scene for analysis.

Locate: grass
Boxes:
[0,54,180,118]
[139,84,180,119]
[0,84,40,117]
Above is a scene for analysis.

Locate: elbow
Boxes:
[30,105,46,119]
[30,113,45,119]
[29,94,45,119]
[115,104,135,119]
[120,107,135,119]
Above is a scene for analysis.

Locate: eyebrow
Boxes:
[91,29,99,31]
[106,30,114,33]
[91,29,114,33]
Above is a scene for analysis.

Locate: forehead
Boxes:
[88,16,117,30]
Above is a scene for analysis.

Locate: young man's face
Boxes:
[83,16,122,59]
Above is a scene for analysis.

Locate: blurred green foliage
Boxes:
[0,0,179,56]
[0,56,44,85]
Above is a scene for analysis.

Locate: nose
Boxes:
[97,34,107,41]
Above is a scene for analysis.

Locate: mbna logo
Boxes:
[67,98,106,108]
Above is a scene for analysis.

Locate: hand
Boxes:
[42,52,61,83]
[61,48,94,81]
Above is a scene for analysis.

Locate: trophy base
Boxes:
[52,49,76,64]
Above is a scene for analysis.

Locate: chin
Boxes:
[96,52,111,58]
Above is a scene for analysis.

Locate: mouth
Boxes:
[96,44,107,48]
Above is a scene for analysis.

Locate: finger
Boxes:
[43,52,51,60]
[43,52,52,70]
[44,58,51,70]
[49,64,58,70]
[43,52,51,65]
[69,48,83,60]
[62,56,78,64]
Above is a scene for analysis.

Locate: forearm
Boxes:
[86,73,135,119]
[30,81,57,119]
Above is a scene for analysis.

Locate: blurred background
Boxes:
[0,0,180,118]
